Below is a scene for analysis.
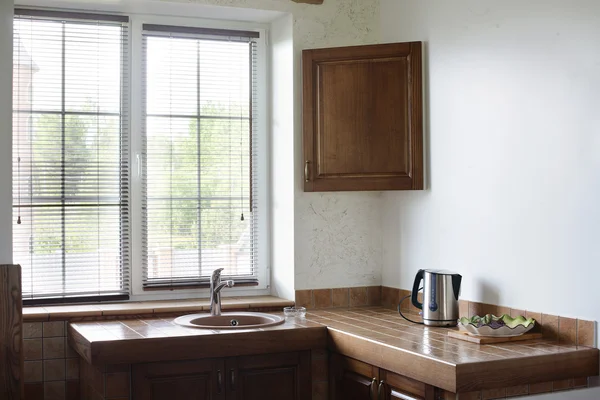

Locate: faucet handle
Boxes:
[211,268,225,281]
[224,280,234,288]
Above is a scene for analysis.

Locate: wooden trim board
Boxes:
[447,331,542,344]
[0,265,23,399]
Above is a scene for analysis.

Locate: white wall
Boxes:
[163,0,383,292]
[381,0,600,332]
[0,1,13,264]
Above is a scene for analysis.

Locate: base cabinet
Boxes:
[133,351,310,400]
[330,353,436,400]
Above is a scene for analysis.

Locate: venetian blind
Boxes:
[13,10,130,301]
[141,24,259,287]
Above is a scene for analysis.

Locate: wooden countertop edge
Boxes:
[326,328,457,393]
[455,347,600,392]
[83,326,328,365]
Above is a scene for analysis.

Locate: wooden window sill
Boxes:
[23,295,294,322]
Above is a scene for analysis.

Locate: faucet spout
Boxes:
[209,268,234,316]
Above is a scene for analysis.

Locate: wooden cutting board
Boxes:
[447,330,542,344]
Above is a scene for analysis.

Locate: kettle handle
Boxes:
[411,269,425,310]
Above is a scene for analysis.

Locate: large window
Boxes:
[12,9,264,301]
[142,25,259,287]
[13,10,130,301]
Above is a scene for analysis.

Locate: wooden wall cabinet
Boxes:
[330,353,436,400]
[302,42,423,192]
[132,351,310,400]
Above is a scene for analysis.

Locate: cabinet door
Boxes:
[226,351,310,400]
[132,359,225,400]
[330,353,379,400]
[302,42,423,192]
[379,369,435,400]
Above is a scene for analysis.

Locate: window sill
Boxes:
[23,295,293,322]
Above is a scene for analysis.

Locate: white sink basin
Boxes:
[174,312,285,329]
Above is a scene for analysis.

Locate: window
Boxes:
[13,10,130,301]
[141,25,259,288]
[12,8,266,301]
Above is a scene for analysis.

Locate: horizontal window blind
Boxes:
[141,24,259,287]
[13,10,130,300]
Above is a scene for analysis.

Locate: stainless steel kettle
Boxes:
[411,269,462,327]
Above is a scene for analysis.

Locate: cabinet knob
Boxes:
[230,369,236,391]
[305,160,310,182]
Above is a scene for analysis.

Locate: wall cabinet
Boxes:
[330,353,435,400]
[132,351,310,400]
[302,42,423,192]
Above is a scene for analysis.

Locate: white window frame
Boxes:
[15,1,271,301]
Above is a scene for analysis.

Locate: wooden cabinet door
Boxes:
[132,359,225,400]
[302,42,423,192]
[226,351,310,400]
[330,353,379,400]
[379,369,435,400]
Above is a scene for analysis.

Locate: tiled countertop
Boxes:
[24,295,294,321]
[68,307,599,393]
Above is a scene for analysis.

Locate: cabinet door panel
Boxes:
[330,353,378,400]
[380,368,435,400]
[227,351,310,400]
[303,42,423,192]
[133,359,224,400]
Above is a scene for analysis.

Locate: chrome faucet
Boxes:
[210,268,234,316]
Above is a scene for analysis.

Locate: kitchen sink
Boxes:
[174,312,285,329]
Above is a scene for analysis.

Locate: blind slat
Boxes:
[13,14,130,300]
[141,28,259,287]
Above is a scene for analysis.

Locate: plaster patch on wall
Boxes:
[295,193,382,289]
[161,0,383,290]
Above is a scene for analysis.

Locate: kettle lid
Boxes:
[423,269,460,276]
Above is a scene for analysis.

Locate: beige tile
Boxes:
[577,319,595,347]
[458,300,469,318]
[558,316,577,345]
[482,387,505,399]
[24,322,43,339]
[469,301,484,318]
[529,381,553,394]
[505,384,528,397]
[367,286,381,306]
[381,286,399,310]
[553,379,573,391]
[24,360,43,383]
[66,341,78,358]
[66,358,79,380]
[295,290,313,308]
[349,287,368,307]
[44,380,65,400]
[525,311,541,323]
[106,372,130,397]
[313,289,332,309]
[43,321,65,338]
[44,359,66,381]
[541,314,559,341]
[24,338,43,360]
[332,288,349,308]
[510,308,526,318]
[44,337,66,359]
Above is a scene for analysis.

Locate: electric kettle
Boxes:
[411,269,462,327]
